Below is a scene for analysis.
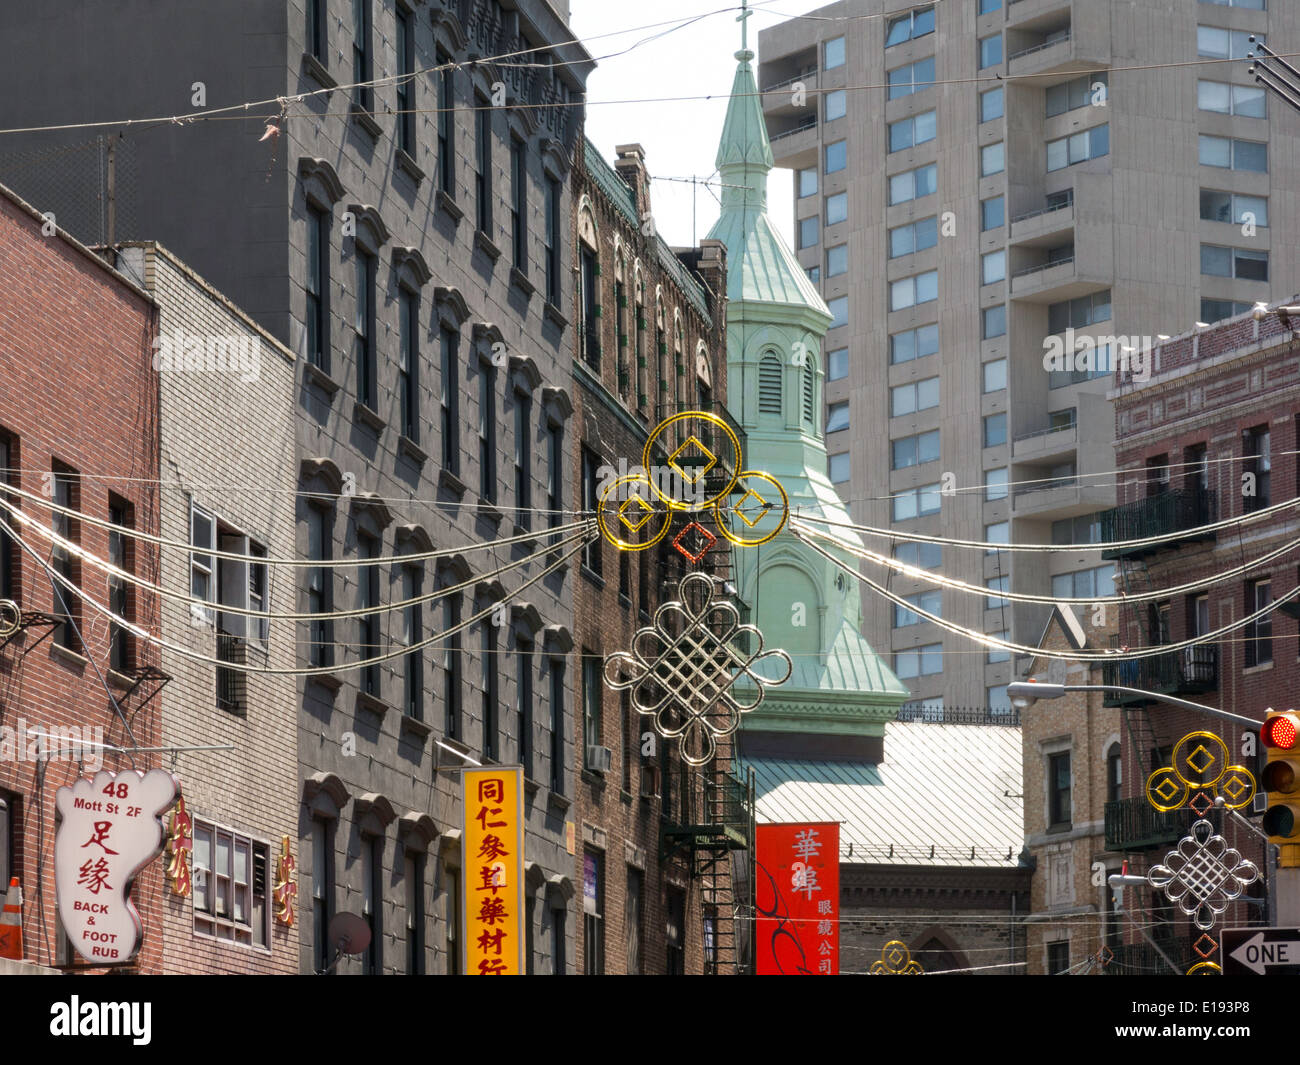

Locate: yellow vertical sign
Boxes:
[462,766,525,975]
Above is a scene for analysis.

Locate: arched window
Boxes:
[758,354,783,415]
[633,262,646,413]
[1106,742,1122,804]
[801,355,817,427]
[578,201,600,371]
[672,311,685,411]
[655,289,668,413]
[614,248,629,399]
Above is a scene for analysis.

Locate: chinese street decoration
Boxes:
[165,794,193,897]
[54,768,181,964]
[1145,730,1256,816]
[870,940,925,976]
[0,598,19,637]
[755,822,839,975]
[1146,819,1260,931]
[594,410,790,567]
[274,835,297,927]
[1187,961,1223,975]
[604,571,793,766]
[462,766,525,975]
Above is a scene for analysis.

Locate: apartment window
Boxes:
[1046,73,1108,117]
[1201,298,1252,323]
[306,206,329,371]
[983,359,1007,393]
[1244,425,1271,511]
[826,244,848,277]
[981,196,1004,232]
[980,87,1004,122]
[362,835,382,974]
[511,634,533,776]
[50,465,81,650]
[626,866,644,974]
[437,53,455,194]
[1106,744,1123,804]
[482,620,499,760]
[1203,0,1264,7]
[1185,443,1210,495]
[511,139,528,270]
[889,164,936,208]
[891,377,939,416]
[1052,566,1116,599]
[440,326,461,475]
[983,412,1007,448]
[357,532,380,697]
[980,142,1004,176]
[514,395,532,530]
[984,467,1009,500]
[888,110,936,152]
[550,660,566,793]
[544,177,562,304]
[1200,190,1268,228]
[194,820,270,949]
[828,296,849,329]
[824,89,847,122]
[1046,940,1070,974]
[979,0,1001,11]
[581,448,602,575]
[398,288,419,441]
[310,821,332,968]
[985,576,1009,609]
[405,851,425,974]
[987,635,1010,664]
[981,250,1006,285]
[444,865,460,974]
[476,100,493,235]
[888,57,935,99]
[889,216,938,258]
[982,304,1007,339]
[978,34,1002,69]
[1201,244,1268,281]
[1197,26,1262,60]
[401,566,423,720]
[580,247,599,368]
[892,483,942,521]
[985,521,1009,552]
[885,6,935,47]
[799,216,819,250]
[582,652,601,768]
[1198,80,1266,118]
[1052,513,1101,545]
[828,347,848,381]
[1047,125,1109,171]
[895,643,942,678]
[826,401,850,434]
[307,508,333,668]
[478,367,497,503]
[351,0,372,112]
[352,250,377,409]
[889,270,938,311]
[826,140,847,174]
[1048,290,1111,332]
[825,191,847,226]
[894,590,942,627]
[107,498,133,673]
[547,423,563,529]
[797,167,818,198]
[395,8,414,153]
[892,430,940,469]
[1199,134,1267,172]
[583,849,605,973]
[894,540,942,571]
[829,452,851,484]
[1146,454,1171,497]
[306,0,325,60]
[1048,752,1072,828]
[890,323,939,364]
[442,580,463,740]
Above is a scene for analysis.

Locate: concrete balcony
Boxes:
[1006,0,1072,29]
[1008,21,1109,81]
[1009,197,1074,248]
[1010,477,1113,519]
[1012,422,1078,464]
[766,116,818,167]
[762,70,817,118]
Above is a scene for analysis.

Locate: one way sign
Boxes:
[1221,928,1300,975]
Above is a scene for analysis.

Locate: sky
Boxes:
[568,0,831,250]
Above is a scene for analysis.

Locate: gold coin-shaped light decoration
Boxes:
[595,474,673,551]
[1146,766,1190,814]
[714,471,790,548]
[1171,731,1229,789]
[641,410,741,511]
[1187,961,1222,975]
[1215,765,1256,810]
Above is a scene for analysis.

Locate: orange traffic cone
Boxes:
[0,877,22,960]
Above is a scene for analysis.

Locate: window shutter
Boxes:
[758,357,782,414]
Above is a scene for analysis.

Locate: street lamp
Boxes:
[1006,680,1259,730]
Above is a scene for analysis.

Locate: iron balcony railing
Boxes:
[769,116,817,143]
[1011,192,1074,225]
[1104,797,1185,851]
[1012,254,1075,280]
[1100,488,1216,559]
[1010,30,1072,61]
[1104,939,1192,976]
[216,631,244,714]
[895,704,1022,725]
[1099,646,1219,704]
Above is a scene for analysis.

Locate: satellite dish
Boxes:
[317,912,371,973]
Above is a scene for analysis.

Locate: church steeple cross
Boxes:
[737,0,752,51]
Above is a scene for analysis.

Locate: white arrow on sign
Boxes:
[1229,931,1300,974]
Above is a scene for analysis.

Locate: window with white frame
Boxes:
[890,270,938,311]
[1046,125,1109,171]
[980,142,1004,176]
[1197,26,1263,59]
[891,377,939,416]
[885,6,935,47]
[1197,80,1266,118]
[888,57,935,99]
[890,323,939,364]
[1199,134,1267,171]
[193,819,270,949]
[892,430,940,469]
[889,110,937,153]
[892,483,942,521]
[1200,244,1268,281]
[1200,190,1268,227]
[889,163,937,205]
[889,217,938,258]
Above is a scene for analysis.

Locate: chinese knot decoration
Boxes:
[166,794,193,897]
[870,940,924,975]
[274,835,297,927]
[1145,730,1256,816]
[1146,819,1260,931]
[604,571,792,766]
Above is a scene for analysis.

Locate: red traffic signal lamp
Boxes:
[1262,709,1300,867]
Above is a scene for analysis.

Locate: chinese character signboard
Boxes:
[462,766,525,975]
[54,769,181,964]
[755,821,839,975]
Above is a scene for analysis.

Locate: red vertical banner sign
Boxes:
[755,822,839,975]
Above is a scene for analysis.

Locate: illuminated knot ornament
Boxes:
[1145,730,1256,815]
[603,571,792,766]
[869,940,924,975]
[1147,819,1259,931]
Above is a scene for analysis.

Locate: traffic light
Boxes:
[1261,709,1300,867]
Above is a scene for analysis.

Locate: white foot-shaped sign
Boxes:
[55,769,180,965]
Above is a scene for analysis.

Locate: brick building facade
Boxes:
[0,186,165,971]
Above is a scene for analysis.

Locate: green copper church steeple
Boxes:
[707,15,909,748]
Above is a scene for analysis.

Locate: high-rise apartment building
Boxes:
[758,0,1299,713]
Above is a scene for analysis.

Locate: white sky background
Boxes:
[569,1,831,250]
